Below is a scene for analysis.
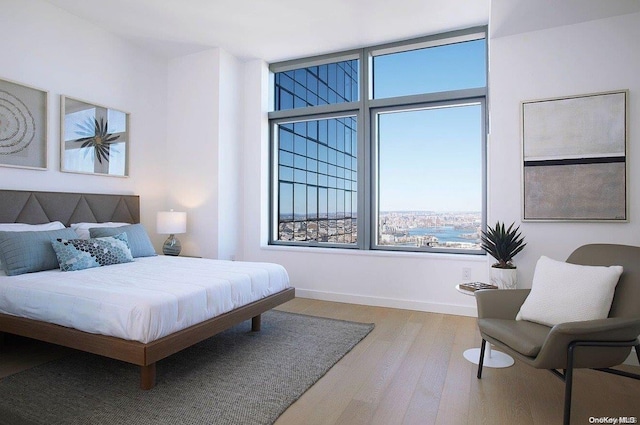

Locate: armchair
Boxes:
[475,244,640,425]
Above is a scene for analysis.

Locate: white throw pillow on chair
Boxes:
[516,256,623,327]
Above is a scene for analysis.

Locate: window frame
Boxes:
[270,111,360,248]
[268,26,488,253]
[370,97,487,254]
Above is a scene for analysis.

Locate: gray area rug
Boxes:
[0,310,373,425]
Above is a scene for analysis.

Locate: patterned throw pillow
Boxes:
[51,233,134,272]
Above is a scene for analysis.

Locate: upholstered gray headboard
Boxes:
[0,190,140,226]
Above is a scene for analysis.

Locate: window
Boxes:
[276,116,358,244]
[269,27,487,253]
[372,38,487,99]
[274,59,358,110]
[375,103,484,250]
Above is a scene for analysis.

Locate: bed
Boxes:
[0,189,295,389]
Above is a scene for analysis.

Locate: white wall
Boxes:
[489,11,640,285]
[0,0,168,242]
[166,50,220,258]
[239,9,640,316]
[489,10,640,367]
[166,48,243,259]
[217,50,243,261]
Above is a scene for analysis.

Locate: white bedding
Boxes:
[0,256,290,343]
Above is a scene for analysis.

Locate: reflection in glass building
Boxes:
[274,60,358,110]
[276,117,357,243]
[274,59,359,244]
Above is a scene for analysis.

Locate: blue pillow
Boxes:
[89,223,156,258]
[51,233,134,272]
[0,228,79,276]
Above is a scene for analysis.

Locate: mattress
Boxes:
[0,256,290,343]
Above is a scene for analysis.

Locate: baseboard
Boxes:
[294,288,478,317]
[624,347,639,366]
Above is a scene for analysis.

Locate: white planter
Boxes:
[490,267,518,289]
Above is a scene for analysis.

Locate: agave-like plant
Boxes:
[74,117,120,164]
[480,221,526,269]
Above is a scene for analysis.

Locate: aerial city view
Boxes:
[278,210,482,250]
[378,211,482,250]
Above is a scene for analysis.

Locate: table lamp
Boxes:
[157,210,187,256]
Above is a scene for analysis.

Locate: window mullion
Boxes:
[368,87,487,110]
[268,102,359,121]
[360,50,371,250]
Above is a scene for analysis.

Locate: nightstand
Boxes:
[456,283,514,368]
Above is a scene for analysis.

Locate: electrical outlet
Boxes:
[462,267,471,281]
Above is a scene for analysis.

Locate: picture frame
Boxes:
[521,90,628,222]
[61,96,129,177]
[0,77,48,170]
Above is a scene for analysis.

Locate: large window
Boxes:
[269,27,487,253]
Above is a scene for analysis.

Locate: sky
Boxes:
[377,103,483,212]
[374,39,485,212]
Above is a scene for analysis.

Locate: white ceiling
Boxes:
[43,0,640,62]
[43,0,490,62]
[490,0,640,38]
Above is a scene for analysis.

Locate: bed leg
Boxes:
[140,363,156,390]
[251,315,261,332]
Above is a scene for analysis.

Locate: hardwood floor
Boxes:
[274,298,640,425]
[1,298,638,424]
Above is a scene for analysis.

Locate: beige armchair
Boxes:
[475,244,640,425]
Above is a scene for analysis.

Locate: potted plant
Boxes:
[480,221,526,289]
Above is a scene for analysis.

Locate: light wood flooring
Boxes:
[274,298,640,425]
[1,298,639,424]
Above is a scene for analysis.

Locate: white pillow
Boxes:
[0,221,65,232]
[70,222,128,239]
[516,256,623,327]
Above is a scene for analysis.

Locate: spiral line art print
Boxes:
[0,89,36,155]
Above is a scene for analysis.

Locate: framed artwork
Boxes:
[522,90,627,221]
[61,96,129,177]
[0,77,48,170]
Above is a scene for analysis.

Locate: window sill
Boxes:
[260,243,487,262]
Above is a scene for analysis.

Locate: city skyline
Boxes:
[279,209,482,250]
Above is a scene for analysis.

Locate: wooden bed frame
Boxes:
[0,190,295,389]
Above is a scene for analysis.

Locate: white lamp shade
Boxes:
[157,210,187,234]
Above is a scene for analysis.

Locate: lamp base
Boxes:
[162,234,182,256]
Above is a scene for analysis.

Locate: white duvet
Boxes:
[0,256,290,343]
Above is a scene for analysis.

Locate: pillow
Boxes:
[0,222,64,268]
[51,233,134,272]
[89,223,156,258]
[0,228,79,276]
[0,222,65,232]
[71,222,128,239]
[516,256,623,327]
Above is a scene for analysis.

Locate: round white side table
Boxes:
[456,284,515,368]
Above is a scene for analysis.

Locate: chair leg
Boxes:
[563,342,577,425]
[477,339,487,379]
